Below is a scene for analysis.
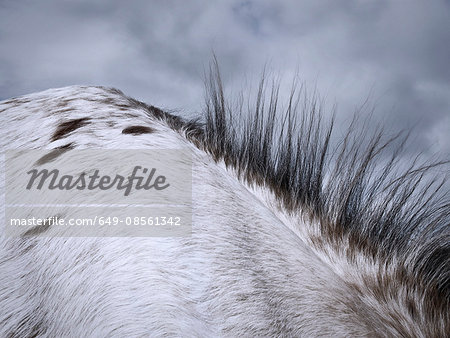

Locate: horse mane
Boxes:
[106,61,449,330]
[200,63,450,324]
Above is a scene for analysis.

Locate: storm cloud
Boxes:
[0,0,449,156]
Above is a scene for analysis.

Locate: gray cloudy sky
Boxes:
[1,0,449,157]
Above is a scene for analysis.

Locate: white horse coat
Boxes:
[0,79,448,337]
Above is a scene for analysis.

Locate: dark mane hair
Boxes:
[119,60,449,329]
[199,62,449,325]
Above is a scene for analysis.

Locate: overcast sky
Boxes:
[1,0,449,159]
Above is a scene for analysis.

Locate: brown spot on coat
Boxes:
[35,143,74,165]
[122,126,155,135]
[52,118,90,141]
[22,221,52,236]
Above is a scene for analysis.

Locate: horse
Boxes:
[0,66,448,337]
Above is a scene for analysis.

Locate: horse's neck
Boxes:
[187,150,372,335]
[0,85,430,336]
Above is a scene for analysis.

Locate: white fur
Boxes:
[0,86,430,337]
